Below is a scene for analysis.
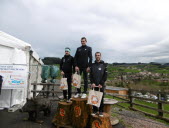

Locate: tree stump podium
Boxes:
[90,113,112,128]
[52,101,72,127]
[71,98,92,128]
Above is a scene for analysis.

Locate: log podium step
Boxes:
[52,101,72,127]
[52,98,113,128]
[90,112,112,128]
[71,97,92,128]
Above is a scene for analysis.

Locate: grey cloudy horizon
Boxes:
[1,0,169,63]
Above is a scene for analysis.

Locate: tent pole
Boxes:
[10,89,13,107]
[27,50,33,98]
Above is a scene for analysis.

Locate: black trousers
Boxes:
[93,86,105,113]
[77,68,88,94]
[63,73,72,100]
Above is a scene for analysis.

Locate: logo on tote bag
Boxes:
[60,83,65,89]
[72,78,78,87]
[91,95,99,104]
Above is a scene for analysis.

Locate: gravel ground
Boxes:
[0,105,57,128]
[111,107,169,128]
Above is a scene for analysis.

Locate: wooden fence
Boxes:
[31,83,169,122]
[107,89,169,122]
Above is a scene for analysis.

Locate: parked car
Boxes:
[136,92,143,97]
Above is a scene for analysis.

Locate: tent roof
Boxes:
[0,31,43,64]
[0,31,31,50]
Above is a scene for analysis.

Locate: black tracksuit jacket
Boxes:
[74,45,92,68]
[60,55,74,74]
[90,60,108,86]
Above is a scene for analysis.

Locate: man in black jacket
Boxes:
[74,37,92,98]
[90,52,107,117]
[60,47,74,101]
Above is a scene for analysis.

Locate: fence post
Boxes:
[33,83,37,98]
[129,88,133,108]
[47,84,50,98]
[157,93,163,117]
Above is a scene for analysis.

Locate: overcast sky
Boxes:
[0,0,169,63]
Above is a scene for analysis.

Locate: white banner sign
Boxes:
[0,65,28,89]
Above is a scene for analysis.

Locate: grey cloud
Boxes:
[0,0,169,63]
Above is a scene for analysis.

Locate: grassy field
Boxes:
[107,64,169,91]
[108,64,169,79]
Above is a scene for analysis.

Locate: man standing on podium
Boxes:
[90,52,108,117]
[60,47,74,102]
[74,37,92,98]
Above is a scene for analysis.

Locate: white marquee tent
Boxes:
[0,31,43,109]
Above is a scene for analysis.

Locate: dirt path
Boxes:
[111,107,169,128]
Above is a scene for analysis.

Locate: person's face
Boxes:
[81,39,87,46]
[65,51,70,55]
[95,53,101,61]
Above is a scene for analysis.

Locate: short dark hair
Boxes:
[95,52,101,56]
[81,37,87,42]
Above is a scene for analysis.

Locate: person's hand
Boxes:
[98,84,102,88]
[86,67,90,72]
[75,66,79,72]
[91,83,96,88]
[61,71,64,75]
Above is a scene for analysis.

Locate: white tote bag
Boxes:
[72,72,81,88]
[87,88,103,108]
[60,77,68,90]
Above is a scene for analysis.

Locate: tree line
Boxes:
[42,57,61,65]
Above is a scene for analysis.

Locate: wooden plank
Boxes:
[132,103,169,115]
[114,96,129,102]
[106,93,128,97]
[31,83,60,86]
[31,90,76,93]
[104,98,118,104]
[130,107,169,122]
[106,94,129,102]
[31,83,85,86]
[117,101,130,103]
[131,96,169,104]
[130,89,169,94]
[115,104,127,108]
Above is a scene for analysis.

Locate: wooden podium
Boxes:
[71,98,92,128]
[90,113,112,128]
[52,98,113,128]
[52,101,72,127]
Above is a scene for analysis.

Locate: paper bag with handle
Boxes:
[87,87,103,108]
[60,76,68,90]
[72,72,81,88]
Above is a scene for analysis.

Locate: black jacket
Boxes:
[90,60,108,86]
[60,55,74,74]
[74,45,92,68]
